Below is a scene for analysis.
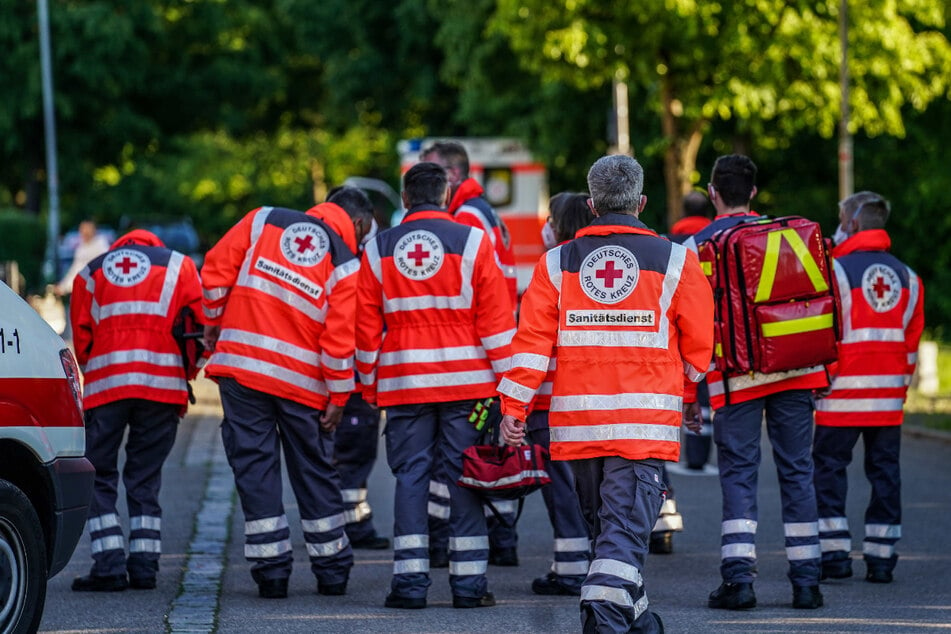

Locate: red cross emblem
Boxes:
[115,257,138,274]
[407,243,430,266]
[294,235,316,253]
[872,275,891,299]
[595,261,624,288]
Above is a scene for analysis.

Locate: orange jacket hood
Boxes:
[111,229,165,249]
[306,202,357,253]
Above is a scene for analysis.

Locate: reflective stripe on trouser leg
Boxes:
[85,400,136,577]
[765,390,821,586]
[813,425,860,564]
[334,404,382,542]
[436,400,490,599]
[528,418,590,585]
[571,457,665,634]
[274,394,353,585]
[385,403,439,598]
[218,378,293,582]
[122,399,179,578]
[862,425,902,573]
[714,397,765,585]
[427,470,451,554]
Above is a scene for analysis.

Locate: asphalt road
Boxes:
[39,382,951,633]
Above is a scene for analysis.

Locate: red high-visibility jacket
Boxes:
[499,214,714,462]
[71,230,203,411]
[686,211,830,408]
[201,204,359,410]
[355,205,515,407]
[450,178,518,309]
[815,229,924,426]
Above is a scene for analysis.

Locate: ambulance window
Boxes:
[483,167,513,208]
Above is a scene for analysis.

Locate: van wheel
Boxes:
[0,479,46,634]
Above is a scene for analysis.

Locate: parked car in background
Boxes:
[0,280,94,632]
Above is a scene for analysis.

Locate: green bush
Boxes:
[0,209,47,293]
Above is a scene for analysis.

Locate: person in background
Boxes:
[669,190,714,238]
[499,155,714,633]
[355,162,514,610]
[813,192,924,584]
[70,229,203,592]
[526,191,593,597]
[56,219,111,296]
[201,195,372,599]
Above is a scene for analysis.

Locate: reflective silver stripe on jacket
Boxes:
[355,348,379,365]
[482,328,516,351]
[380,345,486,366]
[203,286,228,302]
[511,352,551,373]
[545,246,563,293]
[815,397,905,412]
[549,423,679,444]
[684,360,706,383]
[321,351,353,372]
[550,393,681,413]
[325,258,360,298]
[831,375,907,390]
[784,522,818,537]
[83,373,187,397]
[378,369,495,392]
[130,515,162,532]
[394,534,429,550]
[843,327,906,344]
[497,377,537,403]
[245,515,289,535]
[236,261,325,323]
[301,513,346,534]
[245,539,292,559]
[94,252,184,322]
[85,349,183,372]
[722,519,757,535]
[209,353,328,395]
[364,239,383,284]
[903,266,920,330]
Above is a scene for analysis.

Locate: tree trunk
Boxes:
[660,77,706,232]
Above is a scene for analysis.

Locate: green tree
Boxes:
[491,0,951,230]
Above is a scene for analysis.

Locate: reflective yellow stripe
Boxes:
[754,229,829,303]
[701,260,712,276]
[715,342,723,358]
[761,313,833,337]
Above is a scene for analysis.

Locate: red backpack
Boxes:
[697,216,839,377]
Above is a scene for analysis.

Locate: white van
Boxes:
[0,280,94,633]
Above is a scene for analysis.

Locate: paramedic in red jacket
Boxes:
[499,154,714,634]
[201,198,372,599]
[70,229,202,592]
[686,154,828,611]
[813,192,924,584]
[355,161,515,610]
[420,141,520,566]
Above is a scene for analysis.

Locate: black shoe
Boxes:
[453,591,496,608]
[708,582,756,610]
[792,584,824,609]
[384,592,427,609]
[429,548,449,568]
[350,534,391,550]
[821,560,853,580]
[866,568,893,583]
[649,532,674,555]
[129,576,157,590]
[488,547,519,566]
[532,572,581,596]
[317,581,347,596]
[258,578,288,599]
[71,574,129,592]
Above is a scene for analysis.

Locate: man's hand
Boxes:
[203,324,221,352]
[682,401,702,434]
[500,414,525,446]
[320,403,344,432]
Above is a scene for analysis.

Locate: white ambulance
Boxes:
[398,137,549,293]
[0,280,93,633]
